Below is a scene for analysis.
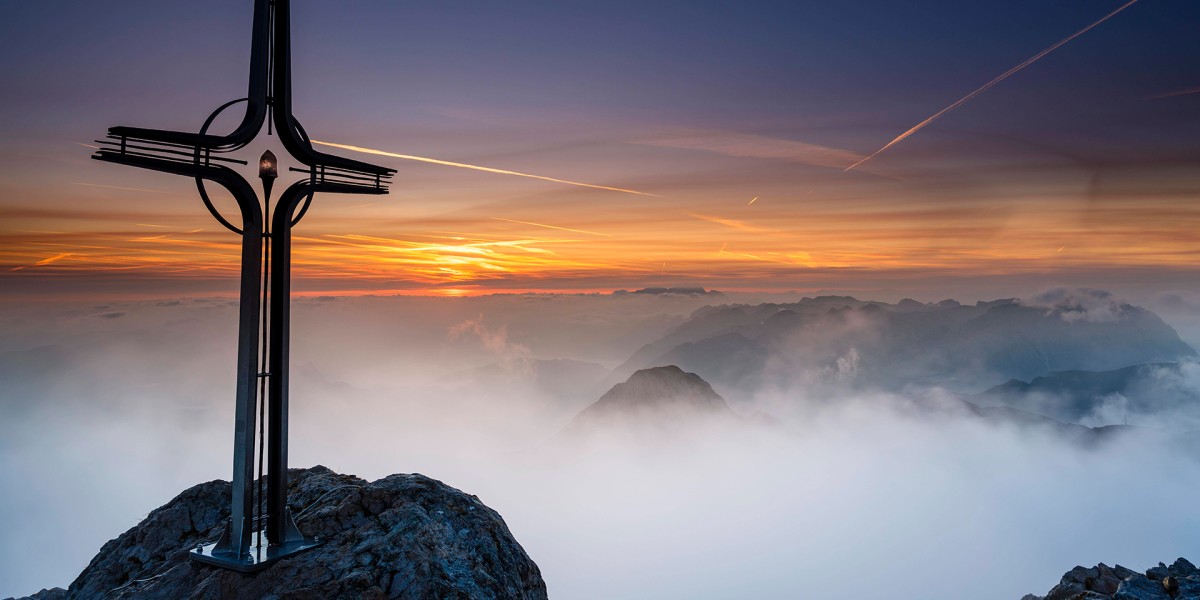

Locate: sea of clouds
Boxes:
[1,292,1198,599]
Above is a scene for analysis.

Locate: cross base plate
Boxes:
[190,534,322,573]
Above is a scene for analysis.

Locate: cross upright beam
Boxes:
[93,0,395,571]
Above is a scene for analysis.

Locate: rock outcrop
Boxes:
[1024,558,1199,600]
[4,466,546,600]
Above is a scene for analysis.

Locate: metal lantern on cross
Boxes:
[92,0,396,571]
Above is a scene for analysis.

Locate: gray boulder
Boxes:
[5,466,546,600]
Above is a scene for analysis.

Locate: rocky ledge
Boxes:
[5,466,547,600]
[1024,558,1199,600]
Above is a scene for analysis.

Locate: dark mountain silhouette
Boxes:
[608,295,1195,394]
[614,287,726,297]
[567,365,734,432]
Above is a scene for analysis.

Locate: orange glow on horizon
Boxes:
[5,134,1199,299]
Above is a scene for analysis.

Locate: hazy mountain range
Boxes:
[608,294,1195,396]
[575,364,1200,455]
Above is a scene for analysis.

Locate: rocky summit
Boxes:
[1024,558,1200,600]
[5,466,546,600]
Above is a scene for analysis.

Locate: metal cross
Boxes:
[92,0,395,571]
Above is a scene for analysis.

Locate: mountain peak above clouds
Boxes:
[567,365,735,432]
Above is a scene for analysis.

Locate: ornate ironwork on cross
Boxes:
[92,0,396,571]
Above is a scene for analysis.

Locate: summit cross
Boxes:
[93,0,396,571]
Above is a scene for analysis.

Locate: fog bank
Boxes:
[1,294,1197,599]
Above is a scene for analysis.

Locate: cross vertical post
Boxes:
[91,0,395,572]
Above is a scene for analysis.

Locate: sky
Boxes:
[1,0,1200,300]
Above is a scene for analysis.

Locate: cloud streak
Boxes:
[312,140,658,197]
[846,0,1141,171]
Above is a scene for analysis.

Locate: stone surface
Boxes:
[1147,563,1169,581]
[1113,575,1170,600]
[1176,577,1200,600]
[1171,559,1200,579]
[5,466,546,600]
[1044,564,1127,600]
[1028,559,1197,600]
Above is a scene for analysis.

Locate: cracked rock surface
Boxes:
[1025,558,1200,600]
[5,466,546,600]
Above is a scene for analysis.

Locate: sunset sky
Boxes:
[2,0,1198,300]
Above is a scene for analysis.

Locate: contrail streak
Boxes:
[312,140,658,197]
[493,218,613,237]
[846,0,1139,171]
[1148,86,1200,100]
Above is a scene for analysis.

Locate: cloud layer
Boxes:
[1,293,1198,599]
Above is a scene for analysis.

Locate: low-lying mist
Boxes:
[1,293,1198,599]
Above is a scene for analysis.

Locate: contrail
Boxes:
[747,196,759,206]
[1148,85,1200,100]
[846,0,1140,171]
[312,140,658,197]
[493,218,613,237]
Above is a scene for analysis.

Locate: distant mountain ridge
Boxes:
[568,364,1200,455]
[613,287,725,297]
[607,295,1195,395]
